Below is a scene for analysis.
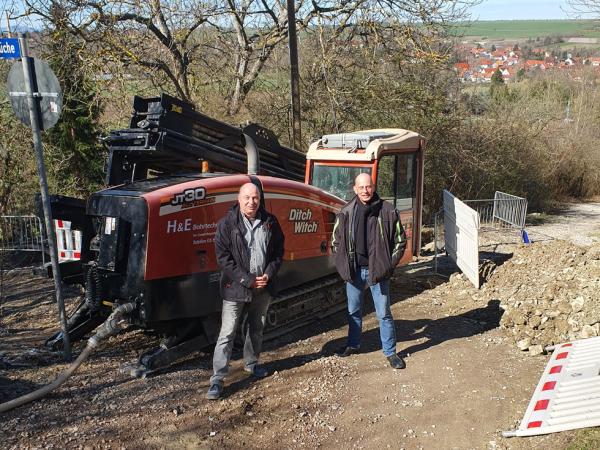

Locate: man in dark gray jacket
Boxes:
[206,182,284,400]
[332,173,407,369]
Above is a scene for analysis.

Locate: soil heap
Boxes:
[484,240,600,353]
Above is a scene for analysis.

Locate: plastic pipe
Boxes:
[0,302,135,413]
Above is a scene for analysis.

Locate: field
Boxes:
[452,19,600,39]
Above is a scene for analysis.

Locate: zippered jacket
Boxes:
[331,194,406,285]
[215,203,284,302]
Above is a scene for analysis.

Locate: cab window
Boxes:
[376,153,416,211]
[311,164,371,201]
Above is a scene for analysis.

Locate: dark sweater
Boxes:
[354,199,373,266]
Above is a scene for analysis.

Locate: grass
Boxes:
[526,212,552,226]
[451,20,600,40]
[566,428,600,450]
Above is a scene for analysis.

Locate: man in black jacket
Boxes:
[332,173,407,369]
[206,182,284,400]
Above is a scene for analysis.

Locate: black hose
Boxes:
[85,263,101,312]
[0,302,136,414]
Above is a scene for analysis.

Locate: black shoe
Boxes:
[387,354,406,369]
[244,364,269,378]
[337,346,360,357]
[206,383,223,400]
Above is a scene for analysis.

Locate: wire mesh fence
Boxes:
[434,191,528,274]
[464,191,528,232]
[0,215,47,317]
[0,215,46,266]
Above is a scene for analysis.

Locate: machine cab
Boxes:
[305,129,425,263]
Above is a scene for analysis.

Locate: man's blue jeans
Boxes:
[346,267,397,357]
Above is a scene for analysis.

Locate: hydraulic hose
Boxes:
[0,302,136,414]
[84,263,101,312]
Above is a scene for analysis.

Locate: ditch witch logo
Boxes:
[288,208,318,233]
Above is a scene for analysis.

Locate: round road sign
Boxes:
[6,57,62,130]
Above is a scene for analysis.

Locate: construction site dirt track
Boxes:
[1,200,599,449]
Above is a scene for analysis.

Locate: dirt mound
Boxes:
[483,240,600,353]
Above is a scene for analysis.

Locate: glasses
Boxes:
[357,186,373,191]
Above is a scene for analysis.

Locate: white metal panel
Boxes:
[54,219,82,261]
[504,336,600,437]
[443,190,480,288]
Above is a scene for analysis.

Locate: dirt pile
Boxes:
[483,240,600,353]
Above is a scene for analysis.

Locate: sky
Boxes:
[0,1,588,34]
[469,0,576,20]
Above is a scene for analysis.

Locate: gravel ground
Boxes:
[1,202,600,449]
[526,201,600,246]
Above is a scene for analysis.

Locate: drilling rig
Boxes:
[46,93,425,376]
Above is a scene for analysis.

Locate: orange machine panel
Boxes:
[143,175,344,281]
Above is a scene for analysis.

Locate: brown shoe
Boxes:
[387,354,406,369]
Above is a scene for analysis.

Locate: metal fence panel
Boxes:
[434,208,445,253]
[463,191,527,231]
[493,191,528,229]
[0,216,83,267]
[434,191,528,286]
[0,215,46,266]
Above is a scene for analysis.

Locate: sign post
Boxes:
[5,33,71,359]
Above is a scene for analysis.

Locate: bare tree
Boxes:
[15,0,479,116]
[567,0,600,16]
[18,0,222,102]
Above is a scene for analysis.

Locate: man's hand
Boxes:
[252,274,269,289]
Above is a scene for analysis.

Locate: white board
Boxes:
[443,190,480,288]
[504,336,600,437]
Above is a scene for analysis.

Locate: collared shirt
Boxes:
[242,213,268,276]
